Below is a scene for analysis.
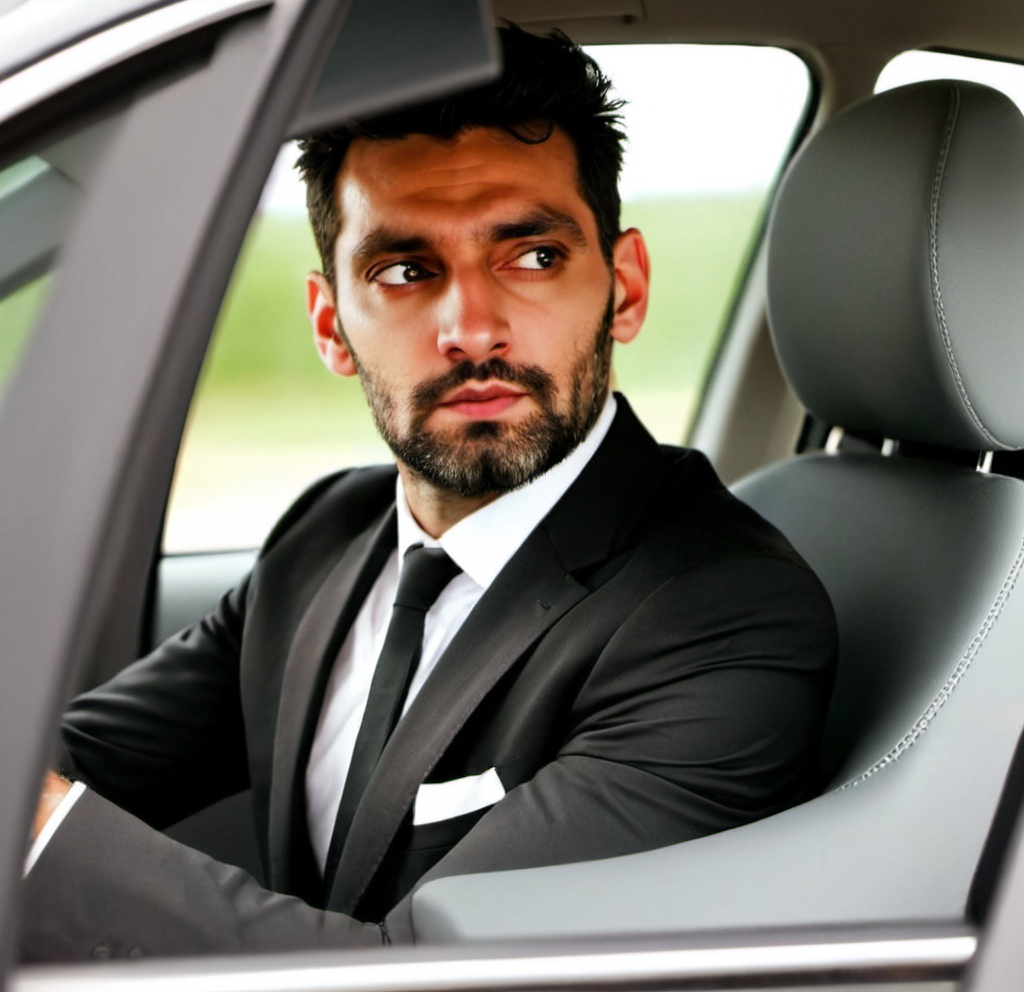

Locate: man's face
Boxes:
[307,126,648,498]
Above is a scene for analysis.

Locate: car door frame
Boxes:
[0,0,357,971]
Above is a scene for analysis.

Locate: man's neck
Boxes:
[397,464,498,538]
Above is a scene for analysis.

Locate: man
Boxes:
[20,26,836,960]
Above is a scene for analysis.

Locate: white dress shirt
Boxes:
[305,394,617,871]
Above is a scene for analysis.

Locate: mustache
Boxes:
[411,357,555,411]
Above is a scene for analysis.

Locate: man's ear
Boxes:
[608,228,650,346]
[307,271,357,377]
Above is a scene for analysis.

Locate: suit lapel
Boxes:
[326,397,667,913]
[268,504,397,900]
[326,526,587,912]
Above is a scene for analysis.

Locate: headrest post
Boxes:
[881,439,899,458]
[978,451,994,474]
[824,426,845,455]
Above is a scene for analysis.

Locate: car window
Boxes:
[0,268,50,392]
[877,48,1024,109]
[0,113,122,397]
[0,156,62,393]
[164,44,811,553]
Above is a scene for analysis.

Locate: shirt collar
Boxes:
[395,393,617,590]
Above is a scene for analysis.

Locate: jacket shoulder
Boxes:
[655,445,818,572]
[259,464,397,560]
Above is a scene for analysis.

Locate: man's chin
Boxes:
[462,419,503,440]
[391,422,560,498]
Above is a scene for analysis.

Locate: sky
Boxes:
[260,44,1024,212]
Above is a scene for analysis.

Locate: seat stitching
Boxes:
[929,82,1010,451]
[839,526,1024,789]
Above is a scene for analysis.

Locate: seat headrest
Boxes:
[767,80,1024,451]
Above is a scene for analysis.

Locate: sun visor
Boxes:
[290,0,500,137]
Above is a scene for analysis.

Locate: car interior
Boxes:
[5,0,1024,988]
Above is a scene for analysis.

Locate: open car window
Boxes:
[164,43,811,554]
[877,48,1024,108]
[0,112,123,397]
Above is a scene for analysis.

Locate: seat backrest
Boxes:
[747,78,1024,794]
[736,453,1024,792]
[409,80,1024,942]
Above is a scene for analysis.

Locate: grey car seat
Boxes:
[409,79,1024,940]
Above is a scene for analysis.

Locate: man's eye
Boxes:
[513,246,561,270]
[373,262,433,286]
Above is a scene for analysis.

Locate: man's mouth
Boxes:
[437,382,528,419]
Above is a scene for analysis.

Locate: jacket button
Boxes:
[91,945,111,959]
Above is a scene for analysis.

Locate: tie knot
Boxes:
[394,544,461,611]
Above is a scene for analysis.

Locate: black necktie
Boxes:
[323,543,461,885]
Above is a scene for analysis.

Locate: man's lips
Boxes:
[436,383,528,419]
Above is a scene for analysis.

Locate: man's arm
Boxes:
[58,577,252,828]
[19,789,384,961]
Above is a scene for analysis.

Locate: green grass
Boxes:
[201,212,325,387]
[0,276,51,392]
[618,194,764,394]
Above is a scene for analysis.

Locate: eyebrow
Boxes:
[352,231,431,267]
[351,207,589,267]
[489,208,587,248]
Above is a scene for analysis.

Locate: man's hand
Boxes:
[33,770,72,840]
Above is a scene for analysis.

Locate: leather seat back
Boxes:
[745,78,1024,793]
[737,454,1024,791]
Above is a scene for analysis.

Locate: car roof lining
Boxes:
[0,0,179,81]
[496,0,1024,117]
[496,0,1024,59]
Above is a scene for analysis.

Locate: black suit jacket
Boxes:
[20,398,837,960]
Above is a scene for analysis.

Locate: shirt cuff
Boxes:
[24,781,87,877]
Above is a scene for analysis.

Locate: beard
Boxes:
[349,294,615,498]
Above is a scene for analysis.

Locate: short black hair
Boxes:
[296,24,626,286]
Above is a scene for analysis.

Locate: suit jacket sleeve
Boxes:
[58,577,252,829]
[57,470,351,828]
[19,789,383,961]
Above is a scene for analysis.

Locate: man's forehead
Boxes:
[335,126,583,215]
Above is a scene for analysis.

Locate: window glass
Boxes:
[596,45,809,442]
[165,45,810,553]
[877,49,1024,111]
[0,274,50,387]
[0,154,65,392]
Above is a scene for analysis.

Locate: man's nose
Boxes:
[436,271,510,362]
